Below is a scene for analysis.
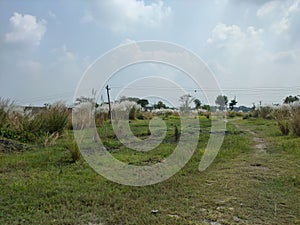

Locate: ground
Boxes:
[0,117,299,225]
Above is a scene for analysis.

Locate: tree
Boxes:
[137,99,149,108]
[202,104,211,111]
[154,101,167,109]
[229,97,238,111]
[215,95,228,110]
[179,94,194,111]
[118,96,140,103]
[193,99,201,109]
[284,95,299,104]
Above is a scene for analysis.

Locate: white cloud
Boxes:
[5,12,46,46]
[207,23,264,52]
[83,0,172,32]
[257,0,300,35]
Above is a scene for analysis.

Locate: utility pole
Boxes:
[106,85,112,124]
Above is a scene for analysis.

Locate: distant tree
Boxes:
[119,96,140,103]
[201,104,211,111]
[229,97,238,111]
[74,96,96,106]
[154,101,167,109]
[179,94,194,111]
[137,99,149,108]
[284,95,299,104]
[215,95,228,110]
[193,99,201,109]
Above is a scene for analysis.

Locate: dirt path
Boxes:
[230,119,268,155]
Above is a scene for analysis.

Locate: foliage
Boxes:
[229,97,238,111]
[137,99,149,108]
[193,99,201,109]
[174,125,179,142]
[118,96,140,103]
[259,106,273,119]
[215,95,228,110]
[179,94,194,111]
[0,100,70,143]
[201,104,211,111]
[153,101,167,109]
[290,102,300,137]
[38,102,70,134]
[1,117,300,224]
[284,95,299,104]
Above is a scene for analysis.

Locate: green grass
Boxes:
[0,116,300,224]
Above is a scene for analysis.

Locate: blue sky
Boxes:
[0,0,299,107]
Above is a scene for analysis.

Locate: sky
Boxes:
[0,0,299,107]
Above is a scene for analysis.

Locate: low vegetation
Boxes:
[0,97,300,224]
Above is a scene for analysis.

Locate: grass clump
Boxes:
[273,105,291,136]
[0,99,70,143]
[290,102,300,137]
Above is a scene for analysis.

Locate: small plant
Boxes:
[174,125,180,142]
[38,132,60,147]
[63,130,81,162]
[67,140,81,162]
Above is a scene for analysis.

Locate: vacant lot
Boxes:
[0,117,299,225]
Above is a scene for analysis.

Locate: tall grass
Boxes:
[38,102,70,134]
[290,102,300,137]
[272,103,300,137]
[273,105,291,135]
[0,99,70,143]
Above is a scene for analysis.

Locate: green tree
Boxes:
[201,104,211,111]
[215,95,228,111]
[284,95,299,104]
[193,99,201,109]
[154,101,167,109]
[229,97,238,111]
[137,99,149,108]
[119,96,140,103]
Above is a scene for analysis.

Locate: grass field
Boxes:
[0,116,299,224]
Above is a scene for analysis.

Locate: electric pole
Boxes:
[106,85,112,124]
